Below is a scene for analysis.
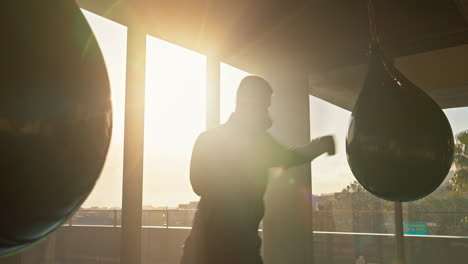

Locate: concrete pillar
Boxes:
[206,56,220,129]
[120,26,146,264]
[263,69,313,264]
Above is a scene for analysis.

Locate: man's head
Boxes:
[234,76,273,130]
[236,75,273,113]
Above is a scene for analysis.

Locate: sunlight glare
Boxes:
[143,36,206,207]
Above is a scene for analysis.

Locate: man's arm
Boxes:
[270,135,336,168]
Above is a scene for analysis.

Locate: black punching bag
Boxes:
[0,1,111,256]
[346,47,454,202]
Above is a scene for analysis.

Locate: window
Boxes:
[404,107,468,236]
[310,96,396,263]
[142,36,206,228]
[310,97,468,263]
[79,9,127,214]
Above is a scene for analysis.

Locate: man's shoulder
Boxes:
[197,123,275,145]
[196,124,230,142]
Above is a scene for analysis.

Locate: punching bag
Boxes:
[346,46,454,202]
[0,0,111,256]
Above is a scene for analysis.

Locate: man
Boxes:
[181,76,335,264]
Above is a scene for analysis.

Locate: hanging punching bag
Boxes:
[346,46,454,202]
[0,1,111,256]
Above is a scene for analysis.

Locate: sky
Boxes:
[80,9,468,208]
[142,35,206,207]
[81,10,126,208]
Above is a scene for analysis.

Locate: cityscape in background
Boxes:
[75,171,468,237]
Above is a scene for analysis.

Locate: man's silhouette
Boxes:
[181,76,335,264]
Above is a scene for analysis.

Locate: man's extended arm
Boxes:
[271,135,336,168]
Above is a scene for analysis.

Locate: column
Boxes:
[263,69,313,264]
[121,26,146,264]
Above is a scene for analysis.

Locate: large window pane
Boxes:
[310,96,395,234]
[80,10,126,212]
[403,107,468,263]
[142,35,206,219]
[310,96,396,264]
[141,36,206,264]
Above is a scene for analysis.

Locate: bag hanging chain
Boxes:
[367,0,381,49]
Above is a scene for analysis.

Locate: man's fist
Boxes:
[319,135,336,156]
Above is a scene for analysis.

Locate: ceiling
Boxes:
[77,0,468,110]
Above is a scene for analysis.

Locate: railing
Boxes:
[67,209,468,237]
[39,219,468,264]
